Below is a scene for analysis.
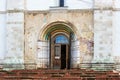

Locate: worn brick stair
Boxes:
[0,69,120,80]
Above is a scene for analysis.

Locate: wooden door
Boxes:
[50,34,70,69]
[53,44,61,69]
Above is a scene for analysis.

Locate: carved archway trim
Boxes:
[38,21,79,40]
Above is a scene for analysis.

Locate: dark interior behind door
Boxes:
[61,45,66,69]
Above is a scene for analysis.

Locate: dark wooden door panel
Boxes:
[53,44,61,69]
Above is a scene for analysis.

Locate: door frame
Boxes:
[50,34,70,69]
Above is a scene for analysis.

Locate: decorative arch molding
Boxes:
[51,31,69,39]
[38,21,79,41]
[37,21,81,69]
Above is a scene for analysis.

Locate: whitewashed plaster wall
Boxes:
[5,13,24,64]
[112,0,120,70]
[0,0,6,61]
[94,10,113,62]
[94,0,113,63]
[3,0,25,70]
[113,11,120,61]
[26,0,53,10]
[5,12,24,64]
[67,0,93,9]
[26,0,93,10]
[113,0,120,8]
[94,0,113,9]
[94,0,120,66]
[6,0,24,10]
[112,0,120,64]
[0,14,6,60]
[0,0,6,11]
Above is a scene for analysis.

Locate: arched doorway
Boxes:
[48,24,73,69]
[51,34,70,69]
[37,22,80,69]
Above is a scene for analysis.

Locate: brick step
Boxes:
[19,72,38,76]
[0,69,120,80]
[3,76,120,80]
[51,73,64,77]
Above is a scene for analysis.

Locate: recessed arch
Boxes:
[37,21,80,69]
[51,30,69,38]
[38,21,78,40]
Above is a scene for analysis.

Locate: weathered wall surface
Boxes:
[93,0,120,70]
[95,0,113,9]
[0,0,6,63]
[0,14,6,60]
[93,0,113,70]
[25,10,93,68]
[7,0,24,10]
[4,12,24,70]
[113,0,120,8]
[0,0,6,11]
[94,10,113,62]
[26,0,93,10]
[4,0,25,70]
[112,0,120,70]
[113,11,120,60]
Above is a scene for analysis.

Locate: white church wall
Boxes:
[7,13,24,22]
[0,0,6,62]
[4,12,24,70]
[113,0,120,8]
[95,0,113,9]
[112,0,120,69]
[6,0,24,10]
[94,10,113,62]
[26,0,93,10]
[113,11,120,63]
[0,0,6,11]
[26,0,53,10]
[67,0,93,9]
[0,14,6,60]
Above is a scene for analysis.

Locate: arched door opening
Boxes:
[38,22,79,69]
[45,24,74,69]
[51,34,69,69]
